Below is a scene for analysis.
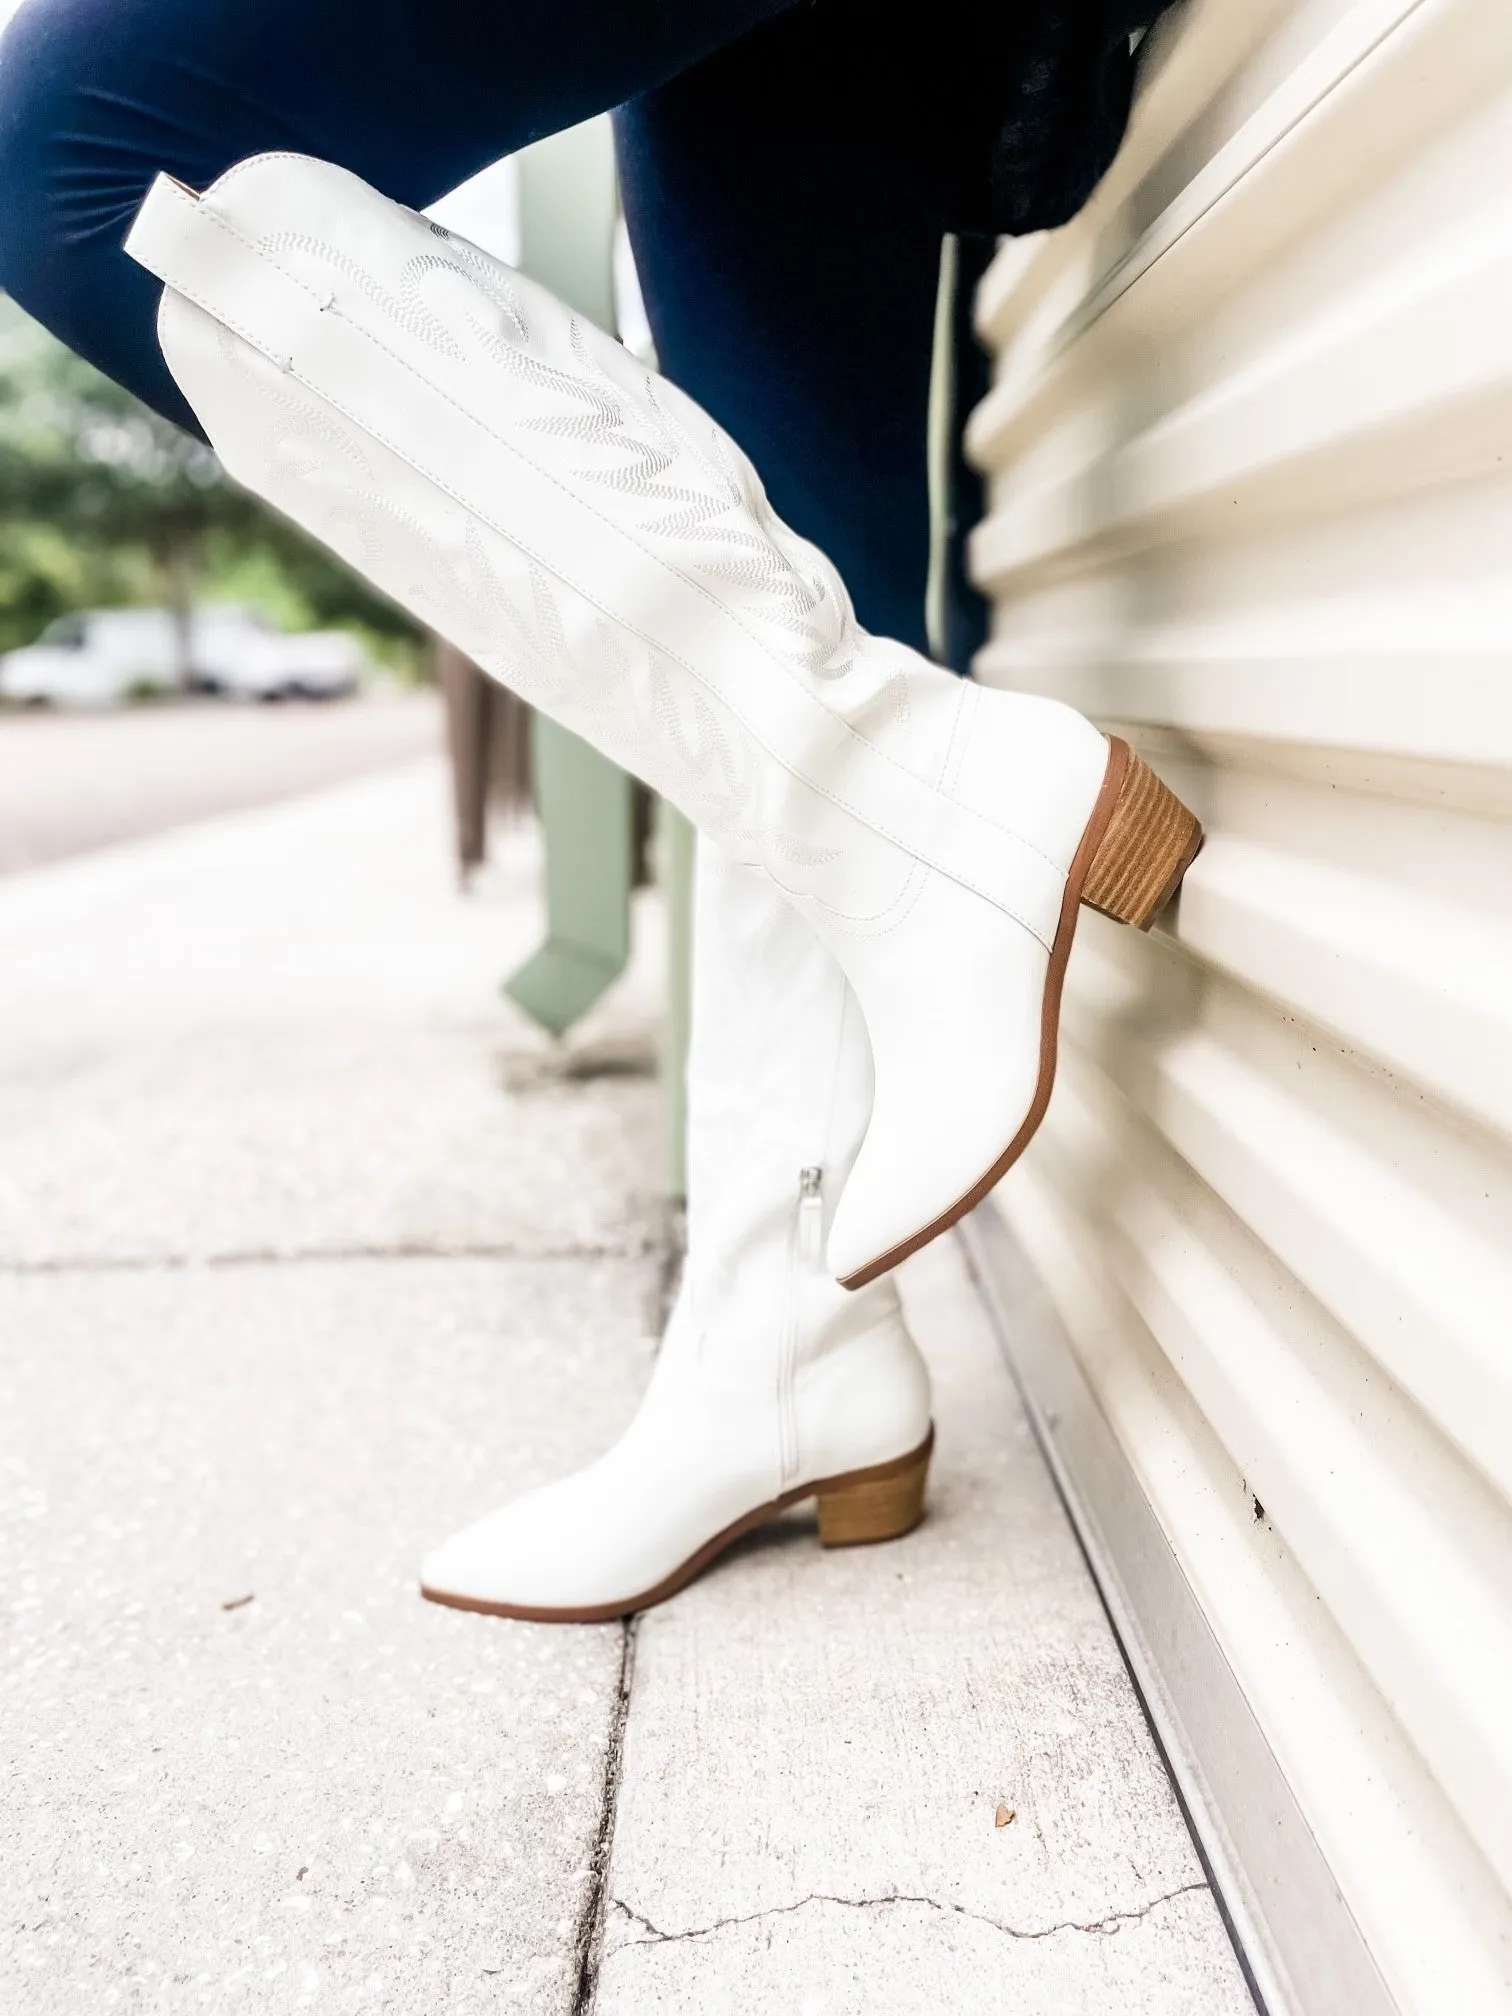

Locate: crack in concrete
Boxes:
[568,1595,639,2013]
[0,1234,658,1278]
[565,1209,685,2014]
[610,1879,1211,1951]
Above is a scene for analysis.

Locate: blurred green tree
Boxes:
[0,295,422,667]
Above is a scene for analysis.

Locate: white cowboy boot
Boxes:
[418,842,932,1620]
[125,154,1201,1287]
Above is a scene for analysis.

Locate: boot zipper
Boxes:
[779,1166,824,1487]
[798,1164,824,1267]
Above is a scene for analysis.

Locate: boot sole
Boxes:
[838,737,1203,1290]
[417,1427,934,1624]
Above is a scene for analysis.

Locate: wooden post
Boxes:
[435,639,493,883]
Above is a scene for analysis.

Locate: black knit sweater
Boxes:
[846,0,1173,236]
[978,2,1170,231]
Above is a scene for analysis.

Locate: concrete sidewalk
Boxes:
[0,761,1252,2015]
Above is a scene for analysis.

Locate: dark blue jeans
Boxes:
[0,0,1002,657]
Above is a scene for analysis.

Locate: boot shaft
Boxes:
[674,842,908,1406]
[124,155,1101,946]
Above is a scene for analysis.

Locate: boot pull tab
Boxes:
[798,1166,825,1268]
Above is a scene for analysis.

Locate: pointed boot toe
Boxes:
[418,1488,570,1618]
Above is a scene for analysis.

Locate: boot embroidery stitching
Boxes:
[183,187,1054,893]
[257,234,466,358]
[235,183,1056,876]
[181,221,793,847]
[775,855,933,940]
[147,185,1062,942]
[158,185,978,828]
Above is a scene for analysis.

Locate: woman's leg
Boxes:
[421,836,935,1621]
[616,3,1003,665]
[0,0,795,430]
[5,0,1203,1284]
[125,155,1202,1288]
[614,7,947,657]
[0,0,962,1620]
[428,14,963,1620]
[427,11,968,1616]
[0,0,1202,1611]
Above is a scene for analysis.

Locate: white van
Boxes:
[0,605,370,707]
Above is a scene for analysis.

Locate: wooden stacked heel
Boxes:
[815,1431,933,1548]
[1082,742,1203,929]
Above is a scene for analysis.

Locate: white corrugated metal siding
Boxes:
[960,3,1512,2011]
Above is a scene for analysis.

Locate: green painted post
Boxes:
[498,117,696,1203]
[503,117,636,1037]
[925,233,958,665]
[504,717,634,1036]
[657,802,695,1201]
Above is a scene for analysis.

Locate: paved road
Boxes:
[0,690,444,873]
